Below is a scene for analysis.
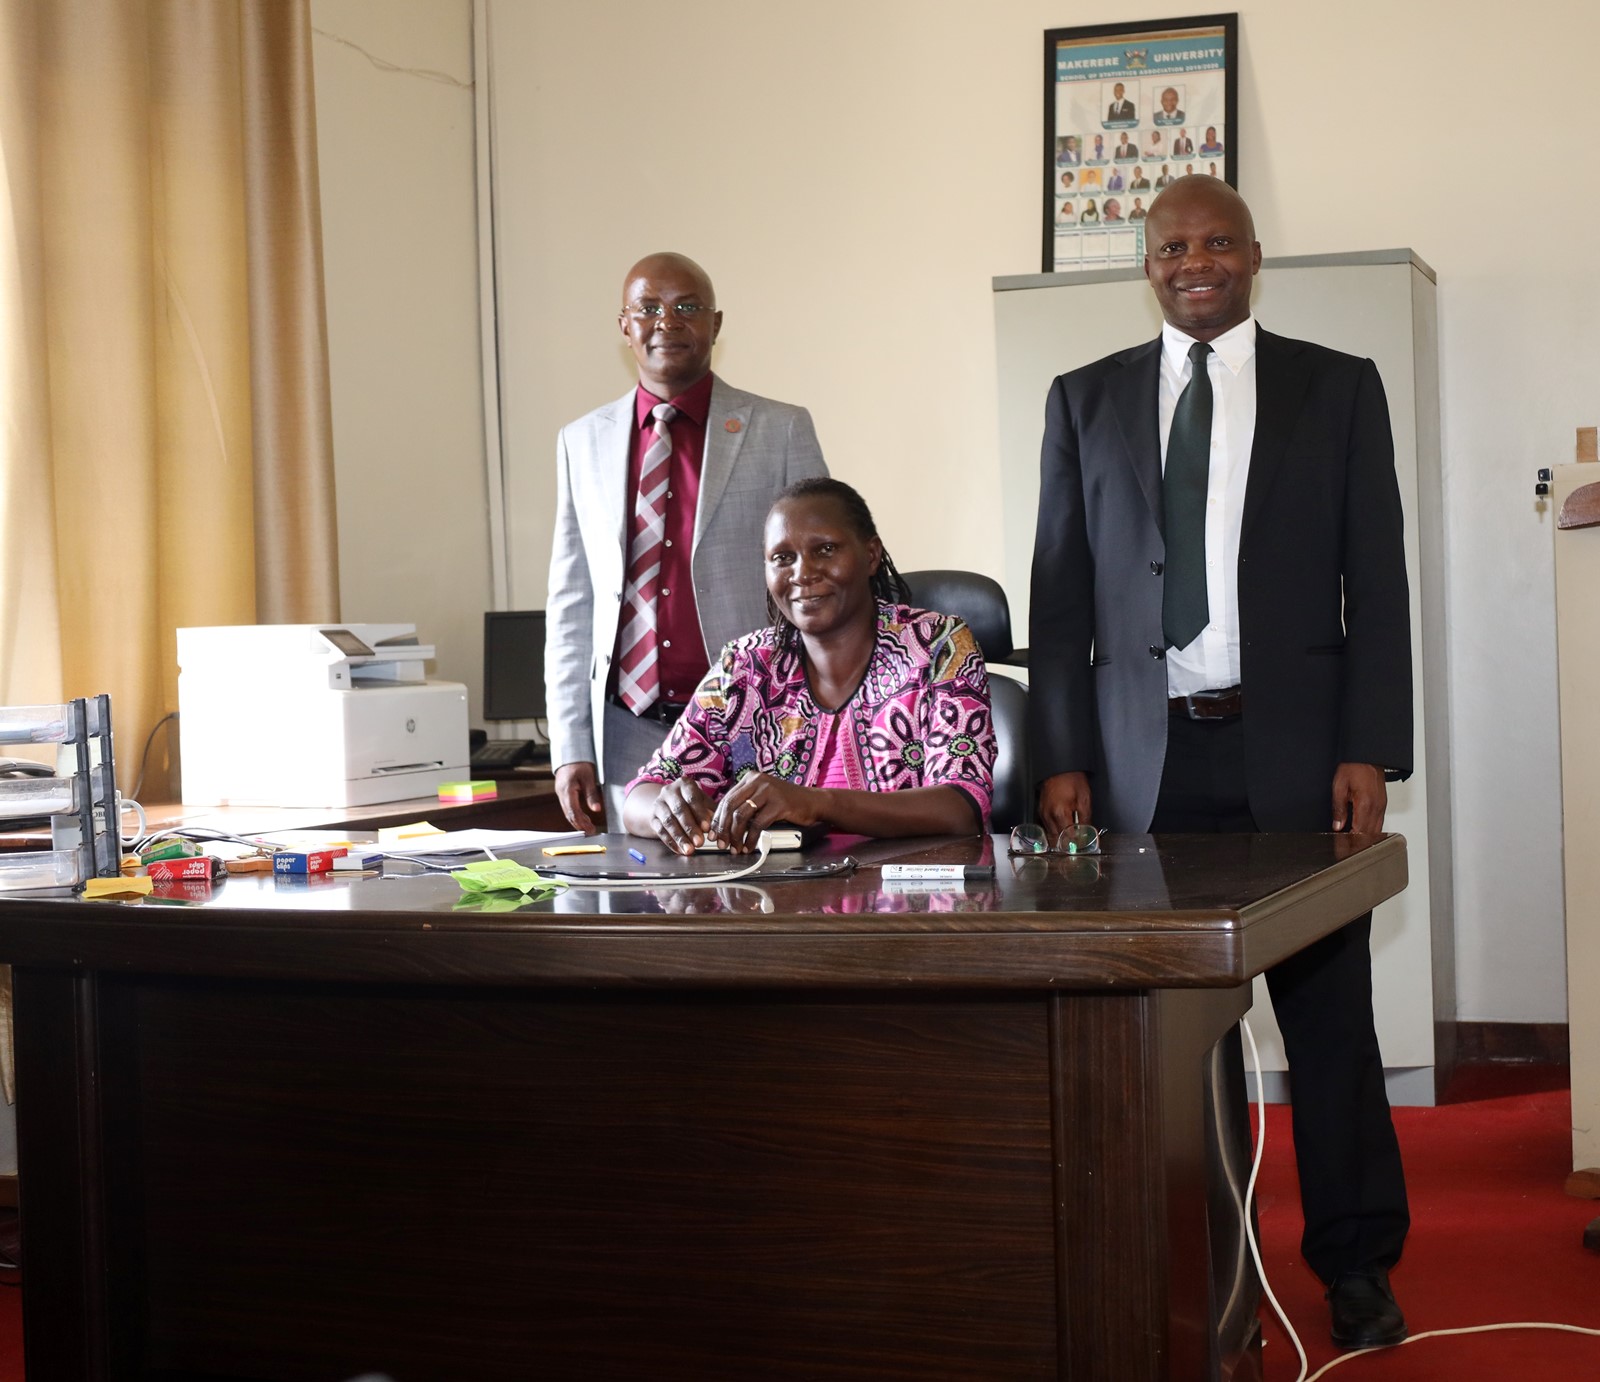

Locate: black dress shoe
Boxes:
[1327,1269,1408,1349]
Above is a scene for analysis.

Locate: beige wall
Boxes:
[311,0,490,717]
[318,0,1600,1024]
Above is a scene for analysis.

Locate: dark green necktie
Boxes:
[1162,340,1214,650]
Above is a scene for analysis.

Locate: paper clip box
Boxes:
[272,848,347,876]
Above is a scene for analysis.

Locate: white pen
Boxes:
[880,864,995,881]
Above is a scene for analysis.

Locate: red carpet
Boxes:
[1255,1082,1600,1380]
[0,1272,16,1382]
[0,1081,1594,1379]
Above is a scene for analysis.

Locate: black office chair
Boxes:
[903,569,1033,827]
[902,569,1028,666]
[986,672,1033,831]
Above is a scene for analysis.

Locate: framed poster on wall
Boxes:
[1043,14,1237,273]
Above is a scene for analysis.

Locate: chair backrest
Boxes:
[987,673,1033,832]
[901,570,1014,664]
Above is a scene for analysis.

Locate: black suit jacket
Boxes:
[1107,99,1135,120]
[1028,327,1412,833]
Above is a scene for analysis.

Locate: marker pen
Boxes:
[880,864,995,882]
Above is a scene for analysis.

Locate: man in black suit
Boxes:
[1171,127,1195,157]
[1106,81,1136,122]
[1028,176,1412,1351]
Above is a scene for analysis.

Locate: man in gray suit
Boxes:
[545,252,828,831]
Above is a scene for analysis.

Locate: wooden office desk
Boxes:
[0,831,1405,1381]
[0,773,566,851]
[144,772,567,836]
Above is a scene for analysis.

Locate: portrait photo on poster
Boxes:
[1043,13,1238,274]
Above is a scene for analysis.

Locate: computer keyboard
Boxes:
[470,739,548,770]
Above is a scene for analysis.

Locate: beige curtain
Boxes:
[0,0,339,800]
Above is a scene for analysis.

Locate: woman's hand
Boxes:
[648,777,718,855]
[711,772,822,853]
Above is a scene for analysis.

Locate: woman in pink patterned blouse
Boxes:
[623,478,996,854]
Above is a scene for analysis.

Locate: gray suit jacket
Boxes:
[545,375,828,769]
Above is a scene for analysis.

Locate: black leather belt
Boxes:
[1168,686,1243,721]
[608,695,687,724]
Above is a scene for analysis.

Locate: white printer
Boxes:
[177,623,470,807]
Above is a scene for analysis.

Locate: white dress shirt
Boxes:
[1157,315,1257,696]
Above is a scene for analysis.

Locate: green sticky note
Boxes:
[451,859,562,899]
[452,893,536,913]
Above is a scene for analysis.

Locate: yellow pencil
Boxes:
[542,844,607,857]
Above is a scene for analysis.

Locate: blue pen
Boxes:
[627,847,647,864]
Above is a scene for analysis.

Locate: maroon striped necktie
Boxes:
[616,403,677,713]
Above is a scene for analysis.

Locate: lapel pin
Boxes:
[724,418,742,433]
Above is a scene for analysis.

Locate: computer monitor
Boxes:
[481,610,547,723]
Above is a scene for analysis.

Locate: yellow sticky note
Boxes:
[84,876,154,898]
[377,821,445,845]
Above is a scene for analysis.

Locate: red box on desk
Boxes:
[146,856,221,883]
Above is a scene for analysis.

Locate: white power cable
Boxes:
[1242,1016,1311,1381]
[1303,1322,1600,1379]
[1241,1017,1600,1380]
[1212,1039,1253,1336]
